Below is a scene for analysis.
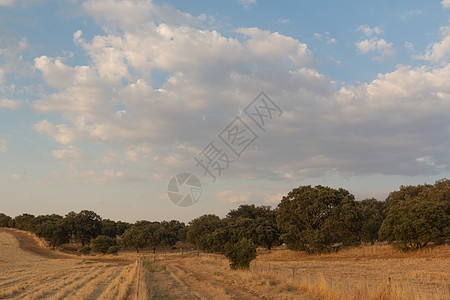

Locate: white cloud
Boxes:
[237,27,313,67]
[442,0,450,8]
[264,193,284,204]
[238,0,256,8]
[126,143,152,162]
[413,27,450,64]
[400,9,422,21]
[358,25,383,37]
[215,190,253,203]
[0,138,7,153]
[278,18,290,24]
[0,98,22,110]
[313,32,337,45]
[0,37,33,77]
[30,0,450,186]
[405,41,415,51]
[34,120,80,144]
[34,56,74,89]
[52,145,84,160]
[355,37,396,61]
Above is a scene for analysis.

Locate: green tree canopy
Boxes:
[379,179,450,249]
[276,185,362,254]
[186,214,222,251]
[357,198,386,244]
[91,235,118,254]
[0,213,12,227]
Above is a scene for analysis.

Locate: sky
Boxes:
[1,0,449,223]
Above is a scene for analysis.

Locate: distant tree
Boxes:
[224,238,257,270]
[357,198,386,244]
[276,185,362,254]
[227,204,272,220]
[91,235,118,254]
[226,205,280,250]
[13,213,35,231]
[384,183,431,212]
[0,213,12,227]
[160,220,185,247]
[187,214,222,251]
[73,210,102,246]
[145,222,164,253]
[33,214,69,249]
[107,245,120,255]
[62,211,77,241]
[120,227,149,253]
[379,179,450,249]
[101,219,117,238]
[116,221,130,236]
[177,226,189,242]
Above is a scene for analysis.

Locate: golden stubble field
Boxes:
[0,227,449,299]
[145,244,450,300]
[0,229,141,299]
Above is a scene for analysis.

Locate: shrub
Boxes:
[106,245,120,255]
[79,246,91,255]
[224,238,257,270]
[91,235,118,254]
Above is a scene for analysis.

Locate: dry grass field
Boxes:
[141,244,449,300]
[1,227,449,299]
[0,229,140,300]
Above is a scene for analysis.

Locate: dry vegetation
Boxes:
[1,228,449,299]
[140,244,449,300]
[0,229,139,300]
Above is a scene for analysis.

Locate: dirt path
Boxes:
[143,258,274,300]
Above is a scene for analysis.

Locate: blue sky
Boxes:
[1,0,449,222]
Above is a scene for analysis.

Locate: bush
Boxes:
[224,238,257,270]
[106,245,120,255]
[91,235,118,254]
[79,246,91,255]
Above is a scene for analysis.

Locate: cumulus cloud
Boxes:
[313,32,337,45]
[442,0,450,9]
[30,0,450,187]
[0,37,33,77]
[52,145,84,160]
[355,37,395,61]
[358,25,383,37]
[0,98,22,110]
[34,120,80,144]
[413,27,450,64]
[355,25,395,61]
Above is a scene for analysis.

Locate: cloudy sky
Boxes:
[1,0,449,222]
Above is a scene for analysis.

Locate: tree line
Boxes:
[1,179,448,269]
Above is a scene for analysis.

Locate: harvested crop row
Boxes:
[48,264,109,300]
[18,265,101,300]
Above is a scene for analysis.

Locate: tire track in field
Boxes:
[168,260,268,300]
[87,266,125,300]
[145,265,201,299]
